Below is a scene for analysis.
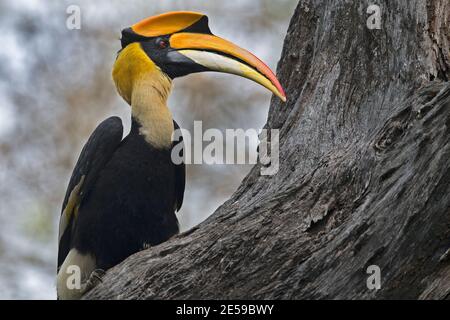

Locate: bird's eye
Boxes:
[157,38,169,49]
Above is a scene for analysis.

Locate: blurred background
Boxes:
[0,0,296,299]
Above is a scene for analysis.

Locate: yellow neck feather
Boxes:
[112,43,174,149]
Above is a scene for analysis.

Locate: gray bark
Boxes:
[86,0,450,300]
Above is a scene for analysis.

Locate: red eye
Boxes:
[158,39,168,49]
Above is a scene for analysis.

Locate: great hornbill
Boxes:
[57,11,286,300]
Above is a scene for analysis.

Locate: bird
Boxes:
[56,11,286,300]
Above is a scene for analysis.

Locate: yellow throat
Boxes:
[112,43,174,149]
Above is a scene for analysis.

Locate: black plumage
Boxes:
[57,116,185,272]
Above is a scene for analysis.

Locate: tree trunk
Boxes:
[86,0,450,300]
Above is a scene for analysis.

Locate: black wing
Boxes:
[58,117,123,270]
[173,121,185,212]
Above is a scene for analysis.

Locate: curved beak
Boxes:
[170,33,287,102]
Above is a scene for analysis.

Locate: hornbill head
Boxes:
[115,11,286,102]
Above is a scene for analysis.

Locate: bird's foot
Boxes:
[81,269,106,294]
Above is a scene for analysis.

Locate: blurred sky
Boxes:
[0,0,296,299]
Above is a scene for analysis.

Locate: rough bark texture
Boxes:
[86,0,450,299]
